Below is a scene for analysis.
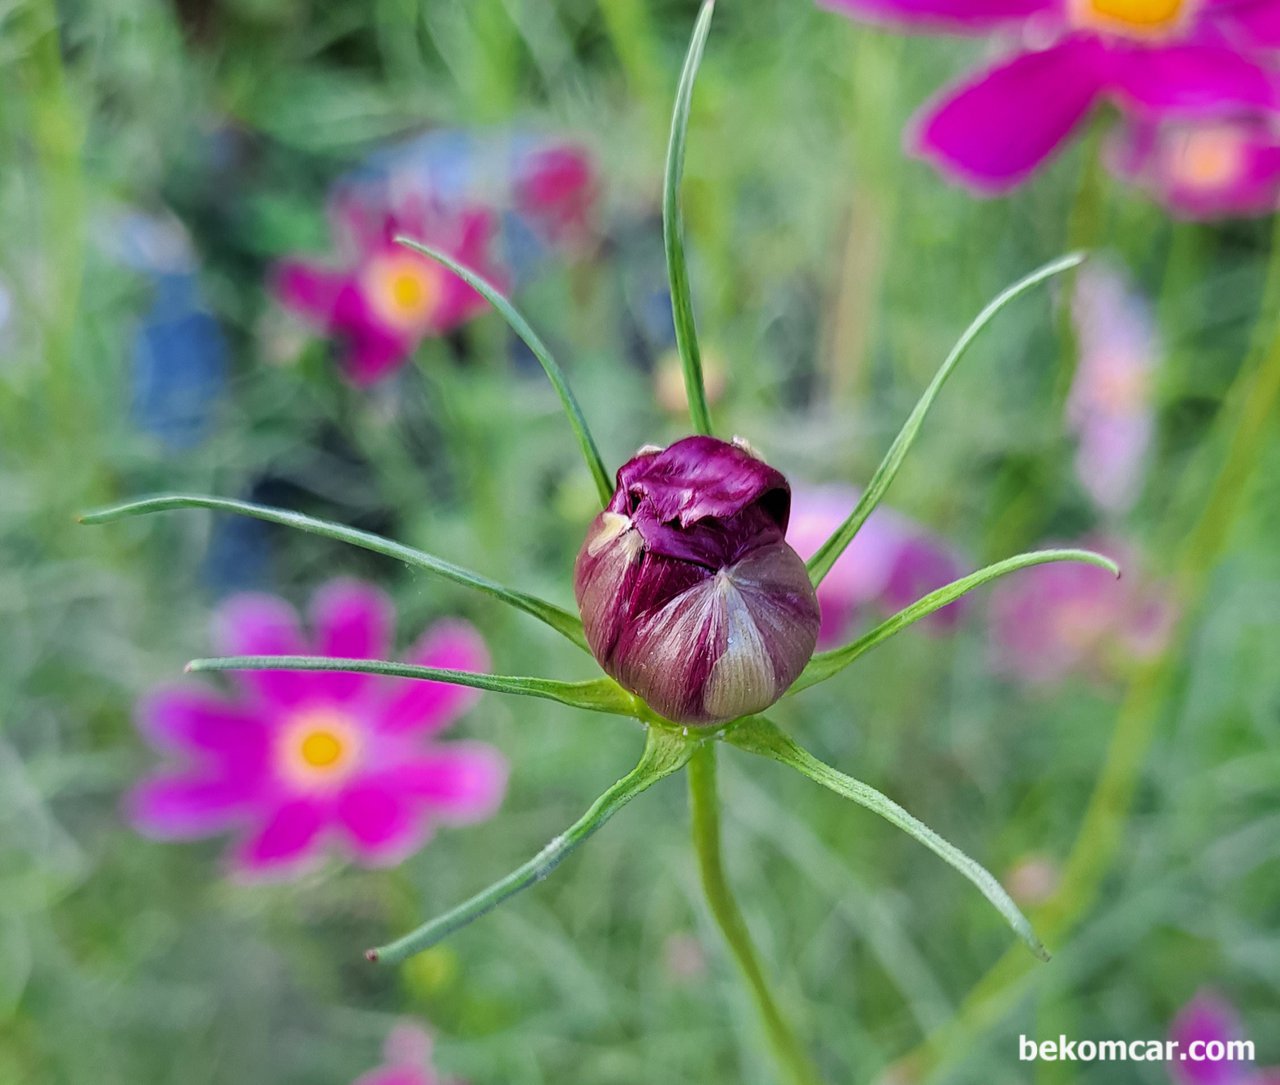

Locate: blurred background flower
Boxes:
[129,580,505,876]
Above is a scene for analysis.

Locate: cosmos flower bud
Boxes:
[574,436,821,726]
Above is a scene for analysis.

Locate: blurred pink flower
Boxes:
[1170,991,1279,1085]
[1111,114,1280,218]
[354,1023,457,1085]
[272,191,502,385]
[1068,260,1159,514]
[128,579,507,878]
[989,536,1175,685]
[789,484,967,647]
[513,143,598,246]
[820,0,1280,192]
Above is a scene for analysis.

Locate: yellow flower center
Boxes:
[1074,0,1188,37]
[279,708,361,786]
[1169,126,1247,191]
[363,253,442,331]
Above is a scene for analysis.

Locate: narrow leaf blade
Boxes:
[395,237,613,505]
[663,0,716,436]
[81,495,589,652]
[807,252,1086,587]
[727,716,1050,962]
[186,655,637,717]
[368,726,695,963]
[791,548,1118,694]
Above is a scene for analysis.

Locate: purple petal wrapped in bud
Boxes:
[574,436,820,726]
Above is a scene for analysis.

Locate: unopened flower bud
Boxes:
[574,436,821,725]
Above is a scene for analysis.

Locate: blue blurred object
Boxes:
[106,209,229,450]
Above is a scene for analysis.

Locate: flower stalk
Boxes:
[689,743,825,1085]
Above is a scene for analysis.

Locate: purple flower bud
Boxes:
[574,436,820,725]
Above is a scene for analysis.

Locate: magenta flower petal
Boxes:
[329,282,417,386]
[335,782,432,866]
[1108,43,1277,115]
[135,687,267,757]
[392,743,509,823]
[1217,0,1280,48]
[272,260,347,324]
[308,578,395,701]
[378,620,492,736]
[1170,992,1246,1085]
[233,798,327,876]
[911,37,1107,193]
[817,0,1055,32]
[212,593,313,708]
[128,773,259,839]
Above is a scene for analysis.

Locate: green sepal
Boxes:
[790,547,1119,695]
[186,655,638,717]
[725,716,1050,962]
[394,237,613,505]
[368,726,696,964]
[663,0,717,436]
[80,495,590,653]
[806,252,1086,587]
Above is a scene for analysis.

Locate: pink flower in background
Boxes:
[1111,114,1280,217]
[1068,260,1159,514]
[128,579,507,877]
[1169,991,1280,1085]
[989,537,1175,685]
[789,484,968,646]
[273,191,502,385]
[514,143,598,246]
[820,0,1280,192]
[354,1023,459,1085]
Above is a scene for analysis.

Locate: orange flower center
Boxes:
[363,253,442,331]
[1074,0,1188,37]
[279,708,361,786]
[1169,125,1248,191]
[1093,357,1150,411]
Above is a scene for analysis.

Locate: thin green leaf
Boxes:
[186,655,636,717]
[368,726,695,964]
[663,0,716,436]
[394,237,613,505]
[791,548,1119,695]
[807,252,1086,587]
[80,495,589,652]
[726,716,1049,962]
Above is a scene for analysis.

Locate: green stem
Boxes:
[689,744,824,1085]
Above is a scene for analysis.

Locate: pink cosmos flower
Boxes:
[127,579,507,877]
[988,536,1175,685]
[1170,991,1280,1085]
[353,1023,459,1085]
[820,0,1280,192]
[1068,260,1159,514]
[789,484,968,647]
[1110,113,1280,216]
[513,143,599,246]
[272,190,502,385]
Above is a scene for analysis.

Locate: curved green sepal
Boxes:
[186,655,637,717]
[790,547,1119,695]
[368,726,696,964]
[394,237,613,505]
[725,716,1050,962]
[663,0,716,436]
[807,252,1086,587]
[80,495,589,653]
